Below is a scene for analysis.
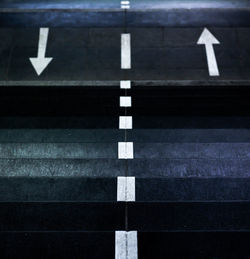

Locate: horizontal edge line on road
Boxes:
[0,230,117,233]
[1,80,250,87]
[120,201,250,204]
[2,200,250,203]
[0,8,124,13]
[1,8,250,13]
[1,229,250,234]
[0,80,120,87]
[126,230,250,233]
[132,80,250,87]
[0,158,250,161]
[1,176,250,180]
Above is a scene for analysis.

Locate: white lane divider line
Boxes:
[120,96,132,107]
[120,80,131,89]
[197,28,220,77]
[121,34,131,69]
[118,142,134,159]
[29,28,53,76]
[119,116,133,129]
[121,0,130,9]
[115,231,138,259]
[117,176,135,201]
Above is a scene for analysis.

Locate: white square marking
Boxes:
[120,80,131,89]
[117,176,136,201]
[119,116,133,129]
[120,96,132,107]
[118,142,134,159]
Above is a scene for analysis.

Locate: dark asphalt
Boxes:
[0,27,249,81]
[0,1,250,258]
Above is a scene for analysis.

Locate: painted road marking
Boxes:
[117,176,135,201]
[121,34,131,69]
[119,116,133,129]
[197,28,220,77]
[115,231,138,259]
[121,1,130,9]
[118,142,134,159]
[120,96,132,107]
[29,28,53,76]
[120,80,131,89]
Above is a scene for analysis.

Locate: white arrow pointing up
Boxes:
[29,28,53,76]
[197,28,220,77]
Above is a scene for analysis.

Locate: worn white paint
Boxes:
[121,34,131,69]
[121,1,130,9]
[119,116,133,129]
[116,231,126,259]
[115,231,138,259]
[127,231,138,259]
[118,142,134,159]
[29,28,53,76]
[121,5,130,9]
[197,28,220,76]
[120,80,131,89]
[120,96,132,107]
[117,176,135,201]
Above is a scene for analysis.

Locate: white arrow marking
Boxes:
[197,28,220,77]
[29,28,53,76]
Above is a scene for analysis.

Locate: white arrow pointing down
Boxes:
[197,28,220,77]
[30,28,53,76]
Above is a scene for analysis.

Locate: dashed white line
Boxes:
[121,34,131,69]
[115,231,138,259]
[118,142,134,159]
[119,116,133,129]
[120,96,132,107]
[120,80,131,89]
[117,176,135,201]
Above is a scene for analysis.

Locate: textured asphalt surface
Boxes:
[0,85,249,258]
[0,1,250,258]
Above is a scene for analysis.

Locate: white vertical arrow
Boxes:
[197,28,220,77]
[29,28,53,76]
